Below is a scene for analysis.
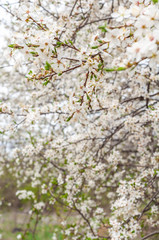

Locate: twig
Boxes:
[141,231,159,240]
[138,190,159,221]
[70,0,78,16]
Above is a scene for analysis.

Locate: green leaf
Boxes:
[116,67,126,71]
[98,25,107,33]
[43,79,50,86]
[45,61,51,70]
[52,48,57,54]
[66,116,73,122]
[148,105,155,110]
[28,70,33,75]
[8,44,23,49]
[66,113,74,122]
[30,51,38,57]
[76,97,82,102]
[152,0,158,3]
[104,68,115,72]
[91,46,98,49]
[27,43,40,47]
[104,67,126,72]
[61,193,68,199]
[52,177,58,185]
[68,40,73,45]
[56,41,63,47]
[8,44,15,48]
[98,62,103,71]
[86,93,91,101]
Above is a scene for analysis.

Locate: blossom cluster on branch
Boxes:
[0,0,159,239]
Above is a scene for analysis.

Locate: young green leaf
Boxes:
[98,25,107,33]
[152,0,158,3]
[8,44,24,49]
[45,61,51,71]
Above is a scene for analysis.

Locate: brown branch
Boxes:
[138,190,159,221]
[28,16,48,31]
[141,231,159,240]
[86,16,112,25]
[73,203,96,236]
[37,64,81,80]
[146,81,150,108]
[38,0,58,19]
[70,0,79,16]
[54,37,80,52]
[80,71,89,106]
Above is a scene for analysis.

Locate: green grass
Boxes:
[0,212,64,240]
[21,225,63,240]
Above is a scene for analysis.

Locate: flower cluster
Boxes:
[0,0,159,239]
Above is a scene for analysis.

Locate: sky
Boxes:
[0,1,17,48]
[0,2,15,94]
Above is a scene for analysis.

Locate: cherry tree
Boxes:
[0,0,159,239]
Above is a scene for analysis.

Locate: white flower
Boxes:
[41,184,47,194]
[16,190,35,200]
[34,202,45,210]
[57,174,64,185]
[52,233,57,240]
[105,29,121,48]
[151,205,158,214]
[143,5,159,21]
[111,6,130,22]
[17,234,22,239]
[130,5,141,17]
